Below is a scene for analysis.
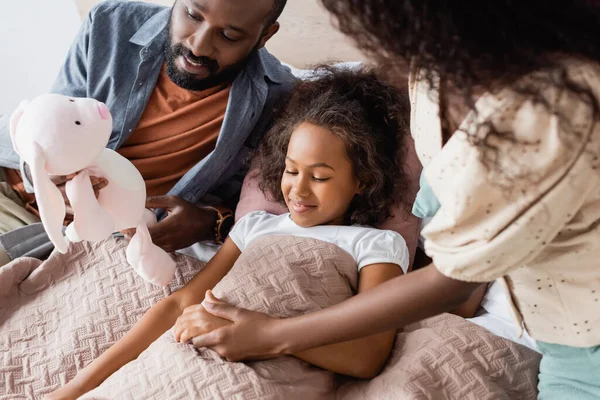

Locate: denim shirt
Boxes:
[0,0,295,206]
[0,0,295,259]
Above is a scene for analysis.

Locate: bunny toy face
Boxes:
[11,94,112,176]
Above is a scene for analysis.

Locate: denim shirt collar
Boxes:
[128,7,285,85]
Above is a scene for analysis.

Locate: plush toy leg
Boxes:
[65,223,82,243]
[65,171,115,242]
[126,223,176,286]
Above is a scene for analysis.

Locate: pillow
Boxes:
[235,169,287,220]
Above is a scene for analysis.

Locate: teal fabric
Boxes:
[412,173,441,218]
[537,341,600,400]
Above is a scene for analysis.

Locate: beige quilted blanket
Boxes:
[0,235,541,399]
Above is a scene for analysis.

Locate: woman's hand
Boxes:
[173,291,233,343]
[190,291,286,362]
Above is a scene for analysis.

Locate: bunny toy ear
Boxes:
[30,142,68,253]
[9,100,30,157]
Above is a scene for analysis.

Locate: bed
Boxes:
[0,1,542,398]
[1,236,540,399]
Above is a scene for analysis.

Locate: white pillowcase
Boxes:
[283,61,364,80]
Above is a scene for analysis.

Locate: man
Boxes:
[0,0,295,263]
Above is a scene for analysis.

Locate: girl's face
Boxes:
[281,122,361,227]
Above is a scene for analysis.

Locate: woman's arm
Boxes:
[194,264,481,362]
[294,263,402,378]
[45,239,241,399]
[450,282,488,318]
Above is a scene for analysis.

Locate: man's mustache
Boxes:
[173,44,219,74]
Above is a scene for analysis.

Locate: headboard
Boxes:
[74,0,365,68]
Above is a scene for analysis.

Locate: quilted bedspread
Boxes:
[0,235,541,399]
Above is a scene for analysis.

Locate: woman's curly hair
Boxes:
[252,66,411,226]
[319,0,600,178]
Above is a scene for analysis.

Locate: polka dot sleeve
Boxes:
[422,84,599,282]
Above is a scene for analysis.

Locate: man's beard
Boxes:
[164,20,258,91]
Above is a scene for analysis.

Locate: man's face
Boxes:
[166,0,279,91]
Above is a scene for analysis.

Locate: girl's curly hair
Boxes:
[319,0,600,180]
[252,66,411,226]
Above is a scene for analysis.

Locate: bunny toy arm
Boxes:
[65,170,115,242]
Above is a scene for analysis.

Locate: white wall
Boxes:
[0,0,81,115]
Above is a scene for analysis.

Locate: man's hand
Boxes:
[190,291,285,362]
[174,291,233,343]
[49,173,108,215]
[123,196,217,253]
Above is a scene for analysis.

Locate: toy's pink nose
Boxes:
[97,102,110,120]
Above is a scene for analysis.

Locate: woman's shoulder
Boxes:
[460,57,600,148]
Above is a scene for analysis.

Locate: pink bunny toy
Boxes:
[9,94,176,286]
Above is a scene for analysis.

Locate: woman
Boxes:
[193,2,600,398]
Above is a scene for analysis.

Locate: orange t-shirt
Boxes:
[118,65,231,197]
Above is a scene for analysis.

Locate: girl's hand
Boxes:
[173,291,233,343]
[190,291,286,362]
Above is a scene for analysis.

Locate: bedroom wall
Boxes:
[0,0,81,115]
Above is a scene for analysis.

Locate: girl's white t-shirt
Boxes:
[229,211,409,274]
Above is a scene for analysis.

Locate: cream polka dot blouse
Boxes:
[411,59,600,347]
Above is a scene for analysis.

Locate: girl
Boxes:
[192,1,600,398]
[46,67,413,399]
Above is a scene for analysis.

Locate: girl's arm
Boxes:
[46,239,241,399]
[293,263,402,378]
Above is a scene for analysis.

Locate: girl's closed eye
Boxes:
[285,170,298,175]
[312,176,330,182]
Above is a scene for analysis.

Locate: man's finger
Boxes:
[145,195,180,210]
[50,175,68,185]
[121,228,136,238]
[51,173,78,185]
[90,177,109,191]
